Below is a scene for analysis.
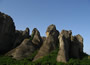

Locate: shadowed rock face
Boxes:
[57,30,84,63]
[6,39,35,60]
[0,12,15,54]
[57,30,72,63]
[31,28,42,49]
[70,34,83,59]
[33,24,59,61]
[46,24,59,45]
[12,28,30,48]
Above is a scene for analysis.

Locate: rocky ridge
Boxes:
[0,12,84,63]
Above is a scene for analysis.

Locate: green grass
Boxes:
[0,48,90,65]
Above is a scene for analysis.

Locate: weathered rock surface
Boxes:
[46,24,56,37]
[70,34,83,58]
[0,12,85,62]
[31,28,42,49]
[57,30,84,63]
[41,36,46,43]
[57,30,72,63]
[46,24,59,45]
[0,12,15,54]
[33,24,59,61]
[6,39,35,60]
[12,28,30,48]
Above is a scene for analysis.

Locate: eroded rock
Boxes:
[31,28,42,49]
[70,34,83,58]
[0,12,15,54]
[33,24,59,61]
[12,28,30,48]
[57,30,72,63]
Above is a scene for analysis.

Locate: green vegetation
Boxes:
[0,48,90,65]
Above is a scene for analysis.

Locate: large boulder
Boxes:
[70,34,83,58]
[31,28,42,49]
[0,12,15,54]
[6,39,35,60]
[57,30,72,63]
[33,24,59,61]
[12,28,30,48]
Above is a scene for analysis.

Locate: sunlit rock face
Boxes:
[57,30,84,63]
[0,12,15,54]
[57,30,72,63]
[33,24,59,62]
[46,24,56,37]
[31,28,42,49]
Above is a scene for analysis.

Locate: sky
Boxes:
[0,0,90,54]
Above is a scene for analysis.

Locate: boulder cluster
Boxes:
[0,12,83,63]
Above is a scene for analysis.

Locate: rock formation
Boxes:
[0,12,15,54]
[57,30,72,63]
[0,12,85,63]
[12,28,30,48]
[6,39,35,60]
[70,34,83,59]
[33,24,59,61]
[46,24,59,45]
[57,30,83,63]
[31,28,42,49]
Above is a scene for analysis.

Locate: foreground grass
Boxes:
[0,48,90,65]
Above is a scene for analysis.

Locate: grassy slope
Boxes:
[0,48,90,65]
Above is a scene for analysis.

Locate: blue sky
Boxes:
[0,0,90,54]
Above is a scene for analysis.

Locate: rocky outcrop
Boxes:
[46,24,56,37]
[31,28,42,49]
[0,12,85,63]
[57,30,72,63]
[6,39,35,60]
[33,24,59,61]
[57,30,84,63]
[0,12,15,54]
[70,34,83,59]
[12,28,30,48]
[46,24,59,45]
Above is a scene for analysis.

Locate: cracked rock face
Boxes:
[57,30,83,63]
[57,30,72,63]
[31,28,42,49]
[33,24,59,61]
[12,28,30,48]
[0,12,15,54]
[6,39,35,60]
